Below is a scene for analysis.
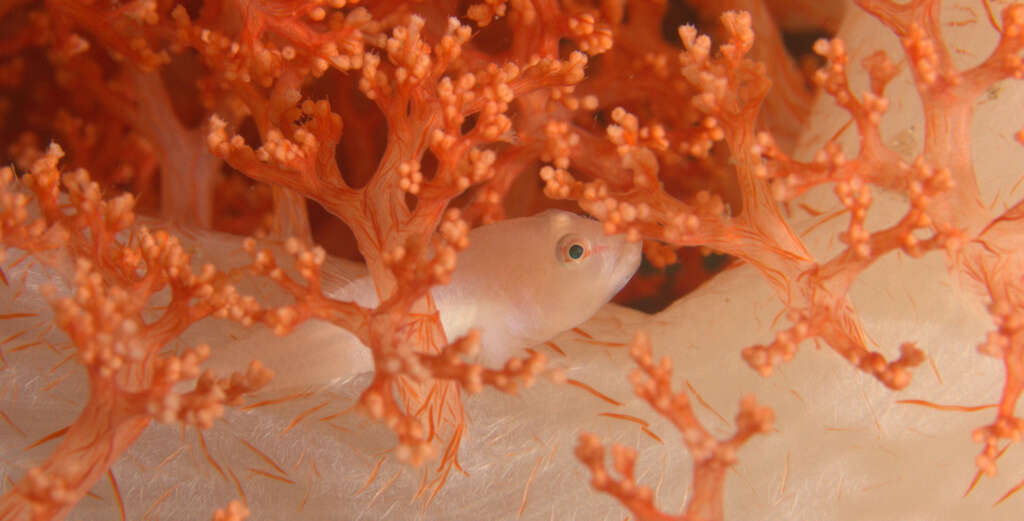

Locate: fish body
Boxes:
[334,209,642,367]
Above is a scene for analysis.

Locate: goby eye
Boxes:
[568,243,584,259]
[557,234,591,264]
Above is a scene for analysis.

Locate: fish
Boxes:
[175,209,642,389]
[335,209,643,368]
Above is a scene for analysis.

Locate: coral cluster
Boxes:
[2,0,1024,519]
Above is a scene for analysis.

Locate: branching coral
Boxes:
[576,332,773,521]
[0,144,273,519]
[2,0,1024,520]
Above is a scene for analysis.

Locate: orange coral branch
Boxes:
[577,332,773,521]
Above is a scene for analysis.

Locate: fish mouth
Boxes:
[606,238,642,293]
